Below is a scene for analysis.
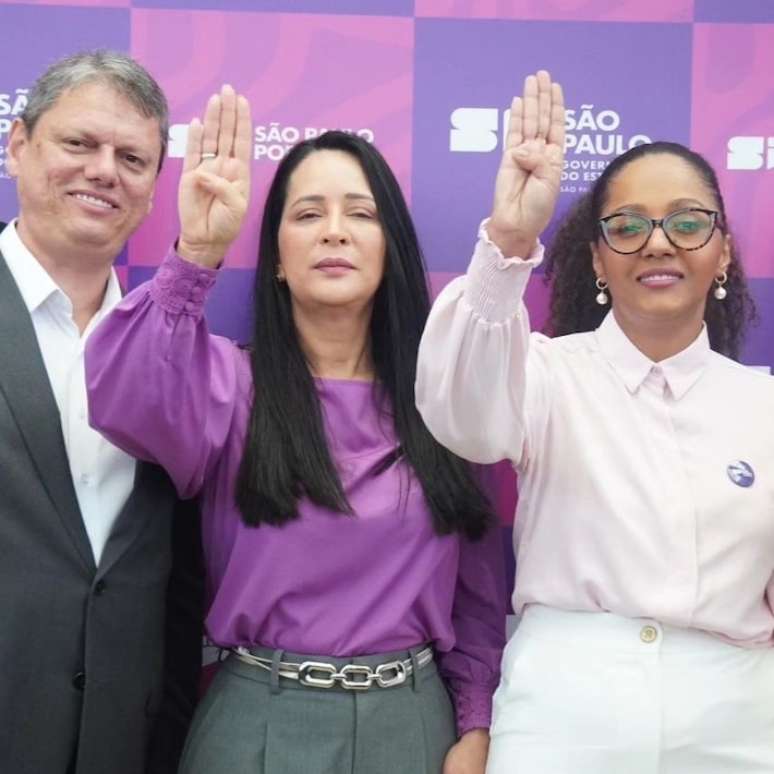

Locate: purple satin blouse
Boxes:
[85,251,505,734]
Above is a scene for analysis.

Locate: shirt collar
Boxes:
[91,264,123,327]
[0,220,61,313]
[595,310,711,400]
[0,219,123,322]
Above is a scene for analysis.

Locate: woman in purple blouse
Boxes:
[85,86,505,774]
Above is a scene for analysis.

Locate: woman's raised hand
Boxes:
[487,70,565,258]
[177,85,253,268]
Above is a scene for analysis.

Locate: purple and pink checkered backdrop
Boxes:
[1,0,773,598]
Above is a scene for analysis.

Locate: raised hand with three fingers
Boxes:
[177,84,253,268]
[487,70,565,259]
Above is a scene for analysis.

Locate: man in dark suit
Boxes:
[0,50,202,774]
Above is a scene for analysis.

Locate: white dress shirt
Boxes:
[0,221,135,565]
[416,225,774,647]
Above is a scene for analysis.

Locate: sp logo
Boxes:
[727,137,774,171]
[449,108,505,153]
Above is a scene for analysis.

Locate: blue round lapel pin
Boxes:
[727,460,755,488]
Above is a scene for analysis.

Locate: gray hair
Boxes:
[21,49,169,171]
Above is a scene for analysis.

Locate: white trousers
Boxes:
[487,605,774,774]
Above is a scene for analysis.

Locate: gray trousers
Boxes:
[178,646,457,774]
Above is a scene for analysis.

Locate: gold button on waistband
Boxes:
[640,625,658,643]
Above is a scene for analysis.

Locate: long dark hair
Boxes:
[544,141,757,359]
[235,131,492,539]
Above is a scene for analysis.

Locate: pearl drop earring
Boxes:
[595,277,609,306]
[713,271,728,301]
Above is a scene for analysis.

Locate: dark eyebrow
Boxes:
[288,193,375,207]
[610,198,710,214]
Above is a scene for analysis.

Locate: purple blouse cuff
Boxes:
[149,249,218,317]
[452,684,494,736]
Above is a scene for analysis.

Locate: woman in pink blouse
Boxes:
[417,71,773,773]
[85,87,505,773]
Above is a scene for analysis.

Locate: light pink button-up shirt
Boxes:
[416,226,774,647]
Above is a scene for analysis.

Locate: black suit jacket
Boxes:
[0,232,203,774]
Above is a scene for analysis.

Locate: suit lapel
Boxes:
[97,463,170,579]
[92,264,155,576]
[0,249,96,573]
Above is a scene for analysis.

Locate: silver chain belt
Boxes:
[232,646,433,690]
